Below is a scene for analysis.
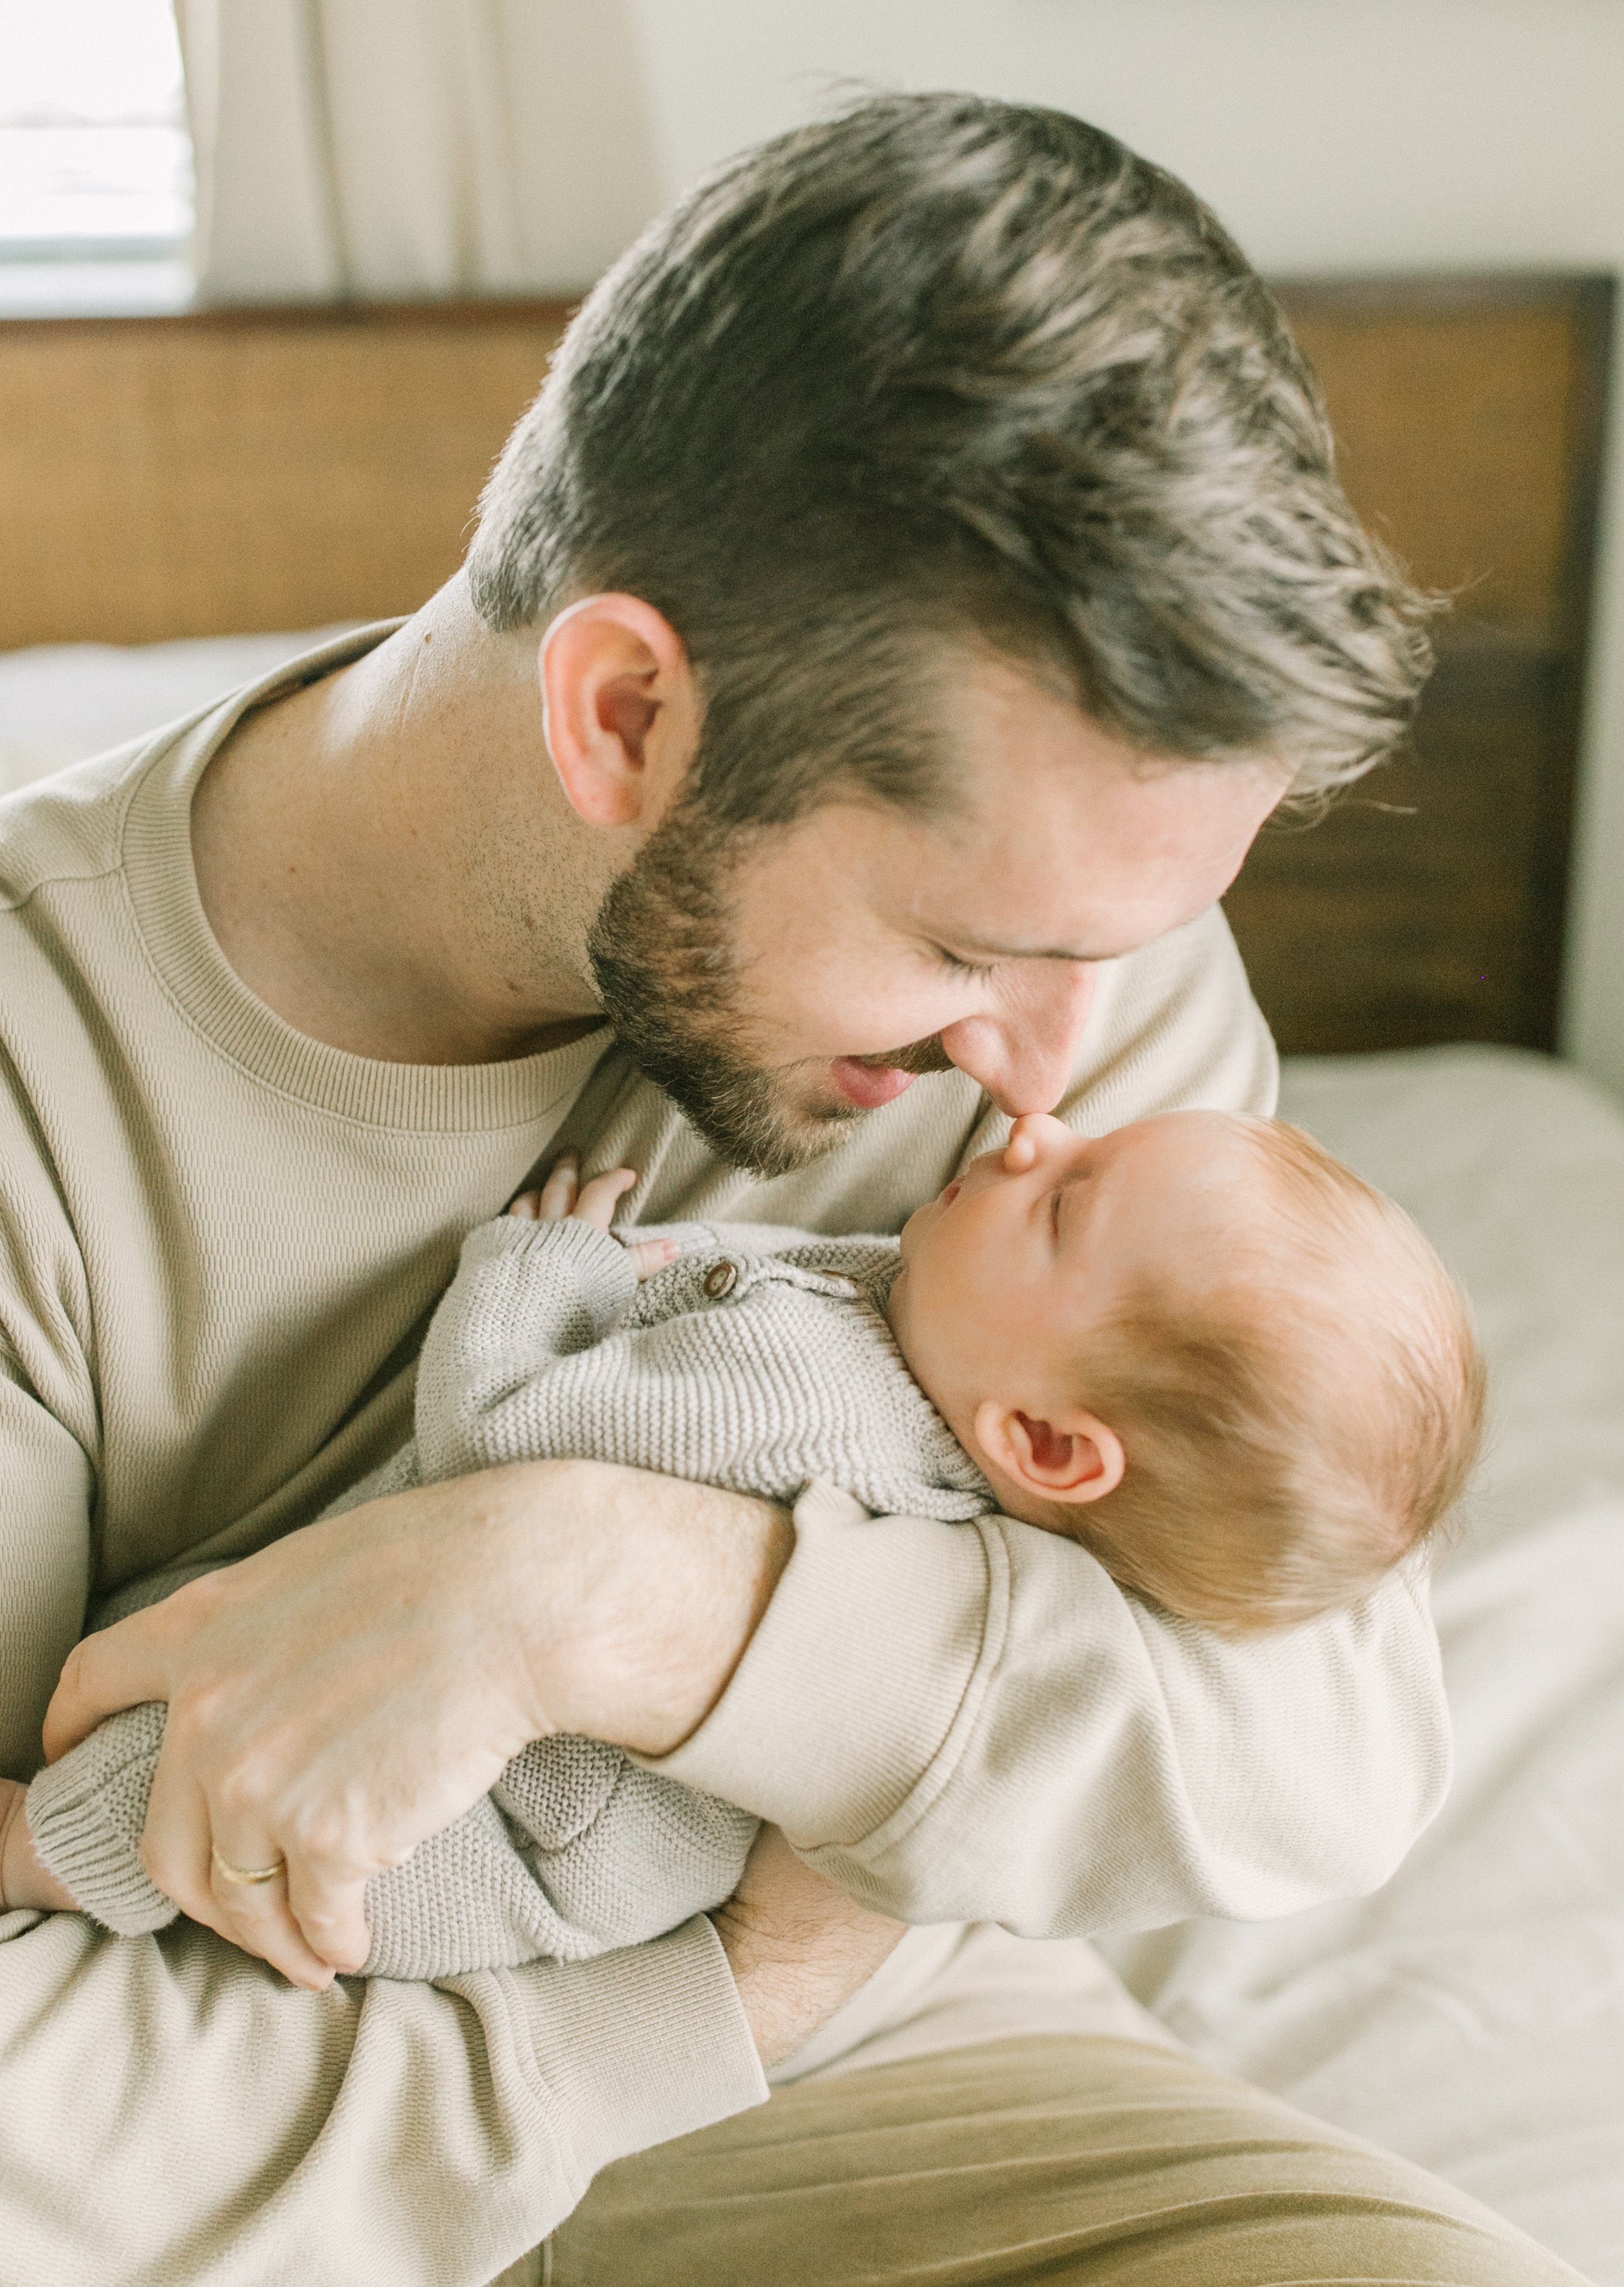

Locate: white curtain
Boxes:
[175,0,663,301]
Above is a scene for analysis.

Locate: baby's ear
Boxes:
[972,1401,1125,1508]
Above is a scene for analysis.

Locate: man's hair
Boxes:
[1063,1121,1485,1634]
[468,90,1436,824]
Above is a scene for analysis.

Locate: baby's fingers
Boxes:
[573,1168,638,1230]
[532,1156,582,1220]
[506,1156,583,1219]
[623,1237,679,1282]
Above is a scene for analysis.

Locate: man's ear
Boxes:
[539,594,701,830]
[972,1400,1126,1508]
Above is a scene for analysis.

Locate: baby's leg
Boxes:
[22,1555,235,1934]
[357,1741,757,1980]
[498,1741,758,1949]
[21,1450,422,1939]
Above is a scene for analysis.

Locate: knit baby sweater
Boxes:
[27,1214,996,1978]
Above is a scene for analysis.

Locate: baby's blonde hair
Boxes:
[1066,1119,1484,1634]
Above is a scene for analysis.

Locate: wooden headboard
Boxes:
[1237,274,1614,1054]
[0,301,570,644]
[0,275,1612,1056]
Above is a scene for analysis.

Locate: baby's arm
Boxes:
[412,1155,679,1484]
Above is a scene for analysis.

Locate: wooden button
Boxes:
[702,1260,739,1298]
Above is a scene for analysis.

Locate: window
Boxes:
[0,0,193,314]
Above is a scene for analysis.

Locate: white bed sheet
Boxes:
[5,636,1621,2276]
[1104,1045,1624,2283]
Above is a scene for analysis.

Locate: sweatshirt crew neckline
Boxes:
[119,621,609,1133]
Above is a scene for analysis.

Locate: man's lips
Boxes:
[829,1058,918,1110]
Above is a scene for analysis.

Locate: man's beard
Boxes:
[586,796,951,1180]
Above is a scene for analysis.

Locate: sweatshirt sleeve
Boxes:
[646,1489,1451,1933]
[1,1367,767,2282]
[1,1902,765,2287]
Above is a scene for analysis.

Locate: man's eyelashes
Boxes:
[933,946,998,981]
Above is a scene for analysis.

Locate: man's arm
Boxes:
[44,1460,791,1979]
[0,1371,911,2284]
[2,1900,763,2287]
[0,1802,898,2287]
[47,1448,1446,1976]
[644,1484,1451,1930]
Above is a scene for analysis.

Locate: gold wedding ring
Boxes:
[211,1845,287,1887]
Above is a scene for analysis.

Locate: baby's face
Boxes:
[888,1108,1263,1438]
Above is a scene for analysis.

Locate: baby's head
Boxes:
[887,1109,1484,1632]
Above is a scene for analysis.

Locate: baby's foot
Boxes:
[0,1776,75,1913]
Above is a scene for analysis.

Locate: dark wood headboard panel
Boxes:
[1226,273,1614,1054]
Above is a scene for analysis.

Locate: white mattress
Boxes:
[4,635,1621,2277]
[1104,1046,1624,2283]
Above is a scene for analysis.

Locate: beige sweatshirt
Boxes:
[0,629,1450,2286]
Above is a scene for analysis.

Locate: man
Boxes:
[0,92,1584,2286]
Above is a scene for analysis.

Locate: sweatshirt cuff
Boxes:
[503,1913,767,2187]
[27,1704,178,1934]
[642,1482,999,1845]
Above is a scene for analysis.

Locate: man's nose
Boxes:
[939,966,1098,1117]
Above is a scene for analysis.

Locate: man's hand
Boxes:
[509,1153,676,1282]
[42,1461,792,1986]
[713,1826,905,2069]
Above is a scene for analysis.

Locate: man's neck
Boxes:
[190,582,611,1067]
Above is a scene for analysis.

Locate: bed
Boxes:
[2,279,1621,2280]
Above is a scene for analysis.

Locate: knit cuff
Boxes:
[642,1480,998,1845]
[461,1215,639,1335]
[498,1912,768,2191]
[27,1702,178,1934]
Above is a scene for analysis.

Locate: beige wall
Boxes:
[621,0,1624,1094]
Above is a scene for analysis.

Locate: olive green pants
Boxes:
[522,2036,1590,2286]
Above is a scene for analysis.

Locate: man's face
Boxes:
[588,654,1286,1178]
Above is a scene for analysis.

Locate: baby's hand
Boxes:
[507,1155,678,1282]
[0,1776,75,1915]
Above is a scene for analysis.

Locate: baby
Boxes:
[2,1108,1484,1975]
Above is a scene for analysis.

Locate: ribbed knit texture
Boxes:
[24,1700,170,1931]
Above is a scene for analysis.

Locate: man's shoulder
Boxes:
[1067,903,1278,1126]
[0,735,157,913]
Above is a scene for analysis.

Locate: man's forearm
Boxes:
[511,1459,795,1756]
[652,1483,1453,1932]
